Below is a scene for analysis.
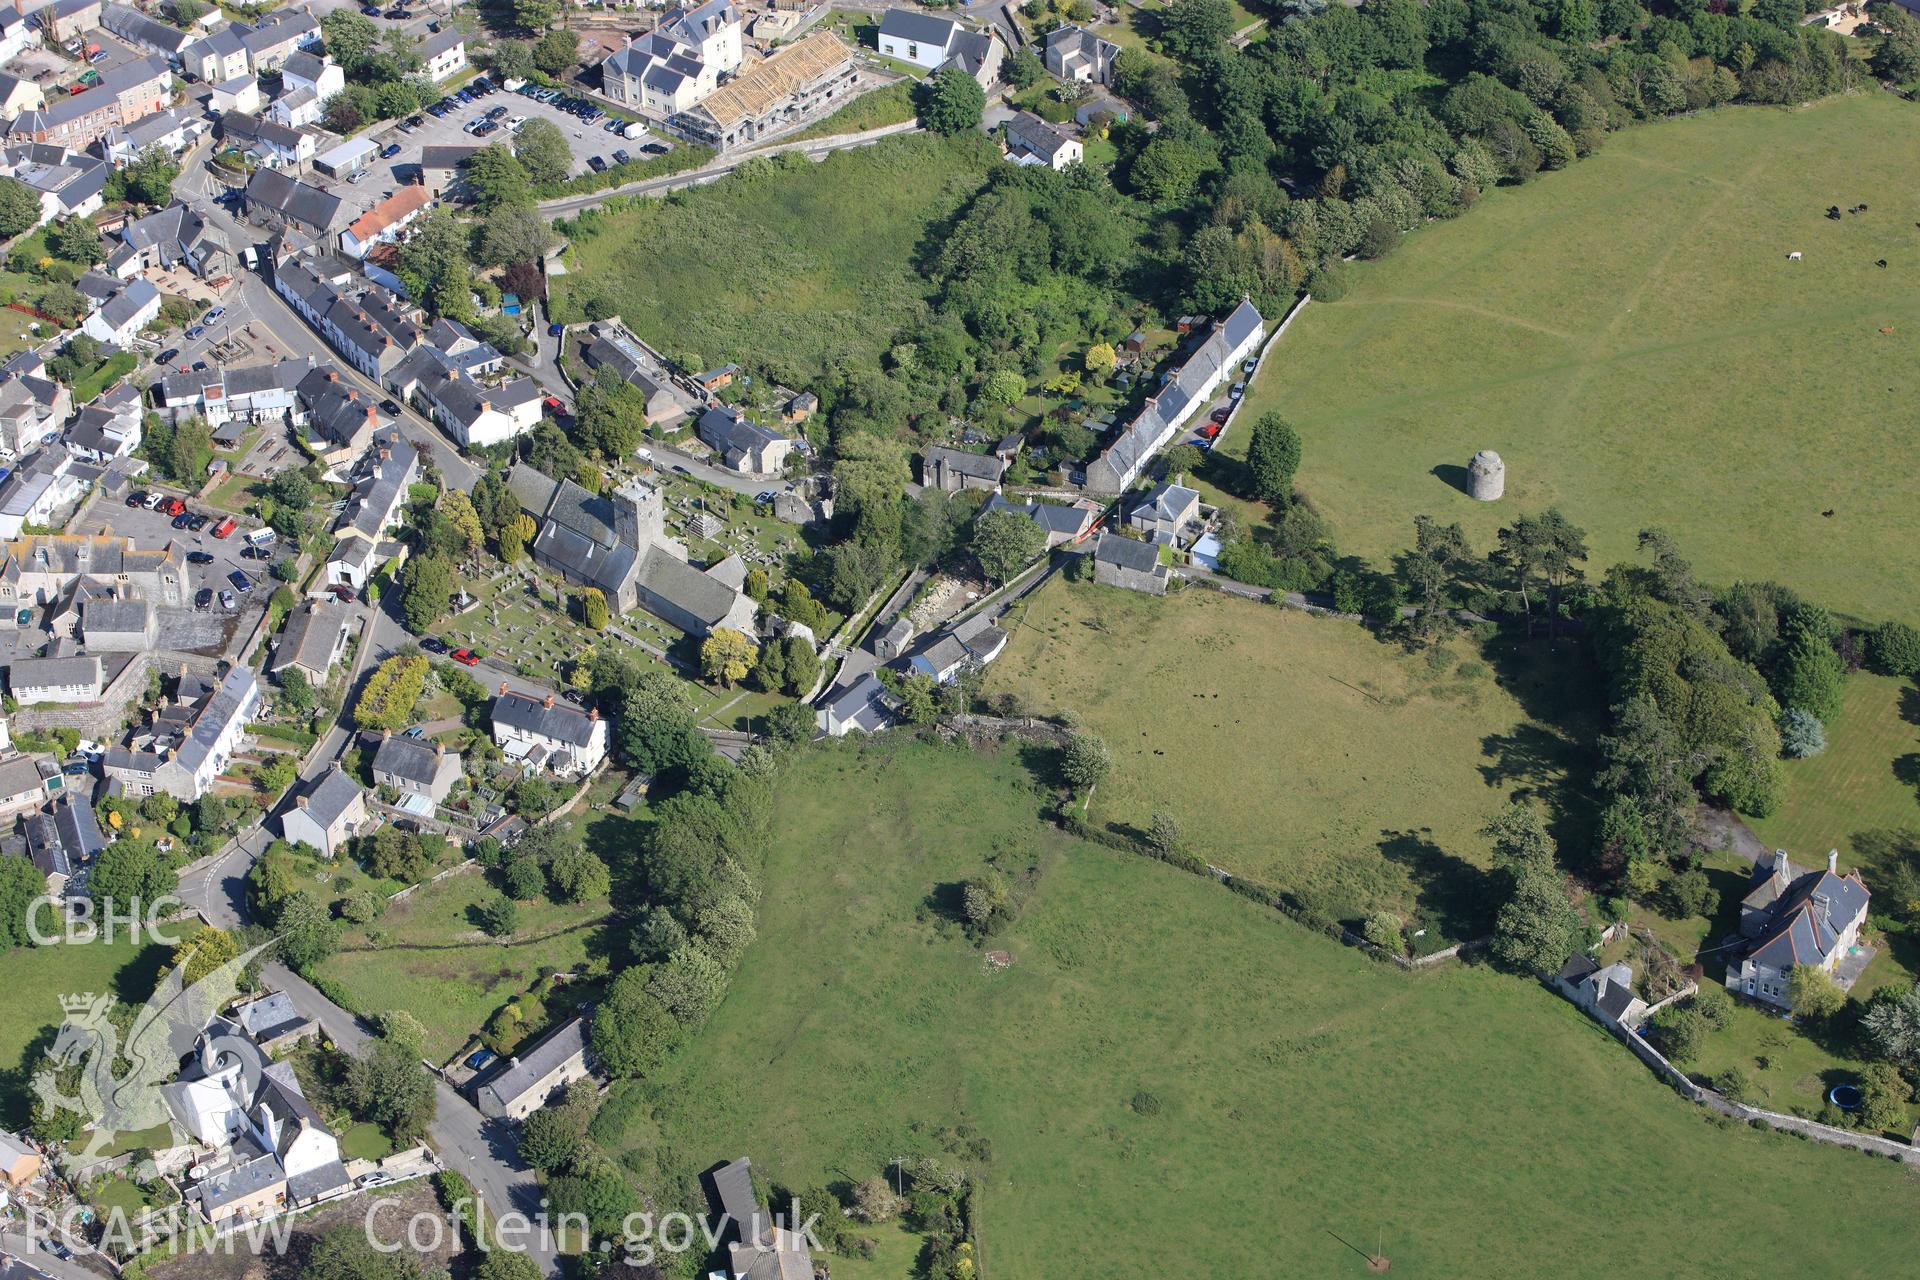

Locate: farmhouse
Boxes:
[1725,850,1870,1009]
[491,688,607,779]
[473,1015,591,1120]
[278,765,367,858]
[982,493,1096,548]
[1084,299,1264,495]
[695,404,792,475]
[671,31,857,153]
[1091,532,1167,595]
[1044,23,1119,84]
[712,1156,816,1280]
[875,8,1001,84]
[817,672,893,737]
[922,444,1005,493]
[268,599,351,687]
[371,732,462,806]
[1003,111,1082,171]
[1128,480,1202,546]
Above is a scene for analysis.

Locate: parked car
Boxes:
[187,551,214,564]
[327,584,356,603]
[358,1171,393,1188]
[1197,421,1222,441]
[420,637,449,654]
[204,307,225,325]
[227,569,253,593]
[155,348,177,365]
[507,114,527,130]
[163,497,186,516]
[240,544,270,560]
[586,155,607,173]
[471,121,498,138]
[218,589,237,611]
[1210,406,1231,425]
[402,725,425,738]
[184,325,203,340]
[144,492,166,510]
[1229,382,1245,398]
[641,142,668,155]
[450,648,480,666]
[194,588,213,609]
[381,143,402,159]
[347,169,369,184]
[543,394,565,413]
[382,6,407,16]
[212,516,236,538]
[170,512,192,530]
[187,513,209,531]
[125,490,147,508]
[360,3,380,14]
[612,149,630,165]
[380,398,401,414]
[546,322,563,337]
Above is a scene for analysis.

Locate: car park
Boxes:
[194,587,213,609]
[187,551,214,564]
[218,590,237,610]
[227,570,252,593]
[381,143,402,158]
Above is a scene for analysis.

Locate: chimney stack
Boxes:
[1772,849,1789,879]
[295,793,308,808]
[499,682,509,696]
[542,693,554,709]
[1828,849,1839,874]
[588,707,598,721]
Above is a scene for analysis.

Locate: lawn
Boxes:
[595,739,1920,1279]
[982,578,1597,934]
[0,937,169,1128]
[1747,671,1920,872]
[550,132,995,381]
[1225,92,1920,624]
[320,864,612,1063]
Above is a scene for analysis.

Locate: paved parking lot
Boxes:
[75,494,285,620]
[356,85,647,204]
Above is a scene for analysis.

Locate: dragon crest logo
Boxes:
[33,939,277,1161]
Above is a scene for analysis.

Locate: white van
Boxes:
[245,528,275,548]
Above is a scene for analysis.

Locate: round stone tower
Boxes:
[1468,450,1505,502]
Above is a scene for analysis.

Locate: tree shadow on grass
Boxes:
[1898,683,1920,727]
[1478,723,1572,793]
[1377,828,1495,941]
[1891,753,1920,801]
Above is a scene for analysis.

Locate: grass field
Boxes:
[776,82,916,143]
[1226,92,1920,624]
[321,867,611,1062]
[1747,671,1920,868]
[550,133,993,381]
[596,739,1920,1279]
[982,579,1596,934]
[0,937,168,1127]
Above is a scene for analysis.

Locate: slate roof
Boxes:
[245,167,342,232]
[294,765,362,828]
[102,2,193,55]
[172,664,257,780]
[1745,867,1871,971]
[81,597,148,638]
[821,673,891,733]
[877,7,957,46]
[696,404,786,462]
[493,690,597,748]
[372,733,447,786]
[636,547,741,629]
[924,444,1004,482]
[1089,299,1262,492]
[1136,481,1198,523]
[280,49,326,83]
[1092,531,1159,573]
[10,654,99,692]
[476,1015,587,1110]
[271,599,346,676]
[232,990,308,1043]
[417,28,464,59]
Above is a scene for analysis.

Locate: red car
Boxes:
[451,648,480,667]
[327,584,356,603]
[211,516,236,538]
[1197,421,1222,441]
[163,497,186,516]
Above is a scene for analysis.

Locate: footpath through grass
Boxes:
[595,739,1920,1279]
[550,132,994,381]
[1229,92,1920,624]
[984,579,1595,935]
